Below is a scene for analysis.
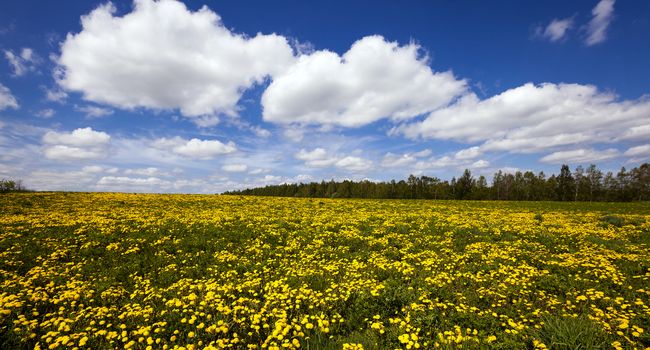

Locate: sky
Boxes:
[0,0,649,193]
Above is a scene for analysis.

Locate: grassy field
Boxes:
[0,193,649,350]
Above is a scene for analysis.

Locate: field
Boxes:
[1,193,649,350]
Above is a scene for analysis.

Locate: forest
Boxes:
[225,163,650,201]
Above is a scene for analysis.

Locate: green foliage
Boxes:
[224,163,650,202]
[601,215,625,227]
[0,178,27,193]
[534,316,611,349]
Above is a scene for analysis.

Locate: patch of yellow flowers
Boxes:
[1,193,649,349]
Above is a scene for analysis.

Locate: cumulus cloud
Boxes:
[471,159,490,168]
[248,168,269,175]
[4,48,39,76]
[585,0,615,46]
[43,127,110,147]
[251,126,271,138]
[295,148,372,172]
[536,17,573,42]
[82,165,104,173]
[75,105,114,118]
[98,176,168,187]
[27,169,101,191]
[0,83,19,110]
[397,83,650,155]
[454,146,482,160]
[191,115,220,128]
[381,150,431,168]
[540,148,620,164]
[262,35,466,127]
[36,108,55,118]
[334,156,373,172]
[295,148,337,167]
[283,128,304,142]
[43,145,108,161]
[124,167,167,176]
[405,152,493,172]
[42,127,111,161]
[222,164,248,172]
[44,87,68,103]
[151,136,236,159]
[57,0,294,119]
[414,156,461,170]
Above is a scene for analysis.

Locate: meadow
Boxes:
[0,193,649,350]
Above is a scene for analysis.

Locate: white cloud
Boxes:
[295,148,372,172]
[42,127,111,161]
[124,167,166,176]
[480,133,594,154]
[57,0,294,119]
[98,176,168,187]
[27,169,99,191]
[283,128,304,142]
[623,144,650,158]
[454,146,482,160]
[295,148,337,167]
[43,145,108,161]
[471,159,490,168]
[381,150,431,168]
[618,124,650,141]
[251,126,271,138]
[335,156,372,172]
[36,108,55,118]
[0,83,19,110]
[397,83,650,155]
[262,35,466,127]
[75,105,114,118]
[248,168,269,175]
[495,167,523,175]
[44,87,68,103]
[537,17,573,42]
[260,175,282,183]
[151,136,236,159]
[192,115,220,128]
[222,164,248,172]
[4,48,39,76]
[43,127,110,147]
[381,153,417,168]
[410,153,492,172]
[414,156,459,170]
[82,165,104,173]
[290,174,313,183]
[540,148,620,164]
[585,0,615,46]
[413,149,431,158]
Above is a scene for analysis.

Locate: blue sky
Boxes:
[0,0,649,193]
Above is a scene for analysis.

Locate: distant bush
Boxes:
[601,214,625,227]
[0,179,27,193]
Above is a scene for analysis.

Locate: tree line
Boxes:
[224,163,650,201]
[0,179,27,193]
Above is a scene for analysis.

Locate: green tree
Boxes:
[556,165,575,201]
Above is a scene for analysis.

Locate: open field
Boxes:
[1,193,649,349]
